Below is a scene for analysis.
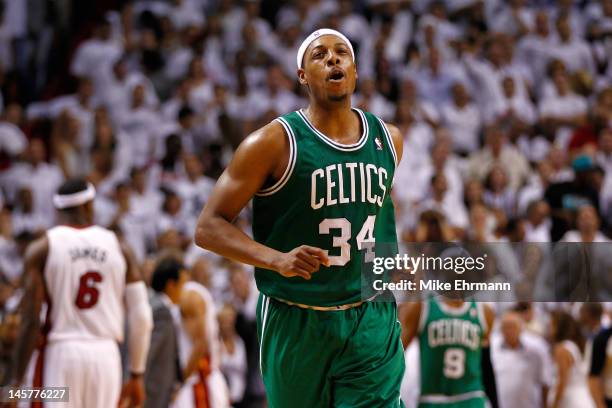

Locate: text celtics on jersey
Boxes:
[310,162,389,209]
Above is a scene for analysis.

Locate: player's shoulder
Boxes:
[377,120,403,163]
[180,283,207,315]
[240,119,288,151]
[481,303,495,327]
[24,234,49,263]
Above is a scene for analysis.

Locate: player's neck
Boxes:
[304,101,358,141]
[58,214,93,228]
[442,299,465,309]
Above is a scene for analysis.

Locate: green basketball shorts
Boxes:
[256,294,406,408]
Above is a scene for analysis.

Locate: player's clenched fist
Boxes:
[273,245,330,280]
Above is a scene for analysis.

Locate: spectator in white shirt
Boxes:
[467,126,531,191]
[354,78,394,121]
[491,0,534,39]
[462,34,530,112]
[538,65,588,150]
[102,57,159,124]
[367,4,413,67]
[50,110,84,178]
[441,81,482,155]
[415,2,463,58]
[524,199,552,243]
[492,311,553,408]
[87,145,121,199]
[549,0,587,40]
[186,57,214,114]
[547,145,574,183]
[269,22,301,78]
[161,79,194,122]
[48,77,97,154]
[487,76,536,132]
[414,48,458,106]
[596,127,612,175]
[173,154,215,219]
[397,78,440,128]
[561,204,610,242]
[0,103,27,162]
[129,166,163,223]
[11,138,63,222]
[0,103,27,200]
[118,84,162,167]
[392,100,436,217]
[258,65,301,118]
[169,0,205,31]
[412,138,464,205]
[483,165,517,217]
[549,13,595,77]
[70,19,123,92]
[11,187,48,236]
[157,189,193,246]
[466,203,497,242]
[337,0,371,49]
[243,0,273,45]
[517,10,555,89]
[518,160,555,215]
[416,172,469,233]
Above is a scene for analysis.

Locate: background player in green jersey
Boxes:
[400,298,497,408]
[195,29,405,407]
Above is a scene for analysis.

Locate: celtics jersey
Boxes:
[252,108,398,307]
[418,298,487,406]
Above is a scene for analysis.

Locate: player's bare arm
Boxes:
[195,121,329,280]
[121,241,144,284]
[552,343,574,408]
[385,123,404,165]
[482,304,495,347]
[180,289,207,380]
[120,241,152,408]
[480,304,499,407]
[10,236,47,385]
[398,301,422,349]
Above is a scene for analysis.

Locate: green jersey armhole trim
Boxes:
[255,117,297,197]
[375,116,398,169]
[296,108,369,151]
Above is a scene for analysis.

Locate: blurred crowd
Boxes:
[0,0,611,406]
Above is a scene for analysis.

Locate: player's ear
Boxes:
[297,68,308,86]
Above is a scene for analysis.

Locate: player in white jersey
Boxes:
[11,179,153,408]
[172,281,230,408]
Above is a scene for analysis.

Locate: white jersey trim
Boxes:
[417,300,430,334]
[419,390,486,404]
[258,295,270,374]
[296,108,369,152]
[256,117,297,196]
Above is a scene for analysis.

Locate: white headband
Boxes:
[53,183,96,209]
[296,28,355,69]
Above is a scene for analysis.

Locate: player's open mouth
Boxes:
[327,69,345,82]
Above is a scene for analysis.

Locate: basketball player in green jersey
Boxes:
[400,299,497,408]
[195,29,405,407]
